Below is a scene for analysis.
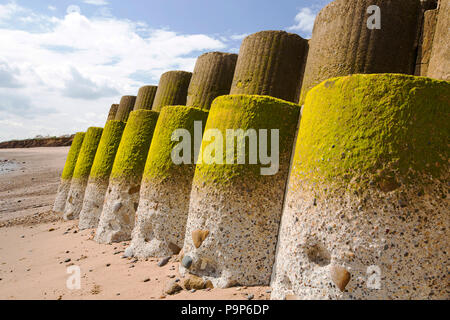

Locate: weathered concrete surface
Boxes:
[186,52,238,110]
[53,132,85,213]
[230,31,308,103]
[152,71,192,112]
[299,0,422,104]
[106,104,119,121]
[115,96,137,122]
[415,9,438,76]
[127,106,208,259]
[134,86,158,111]
[271,74,450,300]
[427,0,450,80]
[95,110,159,243]
[180,95,301,288]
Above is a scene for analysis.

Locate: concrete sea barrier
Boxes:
[95,110,159,243]
[299,0,422,104]
[271,74,450,300]
[115,95,137,122]
[134,85,158,110]
[186,52,238,110]
[78,120,126,230]
[53,132,85,214]
[180,94,300,288]
[127,106,208,258]
[230,31,308,103]
[63,127,103,220]
[152,71,192,112]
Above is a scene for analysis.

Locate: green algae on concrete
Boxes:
[194,94,301,185]
[134,86,158,110]
[115,96,137,122]
[95,109,159,243]
[78,120,126,230]
[110,110,159,181]
[72,127,104,180]
[61,132,86,180]
[143,105,209,182]
[89,120,126,180]
[126,105,209,258]
[181,94,301,287]
[53,131,86,213]
[106,104,119,121]
[63,126,103,220]
[152,71,192,112]
[271,72,450,300]
[293,73,450,191]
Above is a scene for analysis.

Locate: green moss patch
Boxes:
[110,110,159,181]
[143,105,209,182]
[72,127,103,179]
[293,74,450,189]
[61,132,85,180]
[194,94,300,185]
[89,120,126,180]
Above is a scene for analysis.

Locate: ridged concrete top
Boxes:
[106,104,119,121]
[134,85,158,111]
[152,71,192,112]
[186,52,238,110]
[299,0,422,103]
[115,96,137,122]
[230,30,308,103]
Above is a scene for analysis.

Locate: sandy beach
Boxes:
[0,147,269,300]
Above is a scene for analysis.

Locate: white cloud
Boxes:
[230,33,249,41]
[0,2,226,141]
[48,6,57,11]
[0,1,23,21]
[288,8,317,37]
[83,0,109,5]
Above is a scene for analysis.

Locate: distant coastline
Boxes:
[0,135,74,149]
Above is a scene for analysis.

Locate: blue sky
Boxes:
[0,0,331,141]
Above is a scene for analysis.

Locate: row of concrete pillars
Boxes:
[53,0,449,300]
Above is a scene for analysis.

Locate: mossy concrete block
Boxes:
[143,106,208,181]
[299,0,422,104]
[230,31,308,103]
[187,52,238,110]
[152,71,192,112]
[293,74,449,188]
[63,127,103,220]
[95,110,159,243]
[61,132,86,180]
[78,120,126,230]
[115,95,137,122]
[107,104,119,121]
[428,0,450,80]
[134,85,158,111]
[127,105,208,258]
[181,94,300,288]
[194,95,300,185]
[53,132,85,213]
[89,120,127,180]
[271,74,450,300]
[71,127,104,180]
[110,110,160,181]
